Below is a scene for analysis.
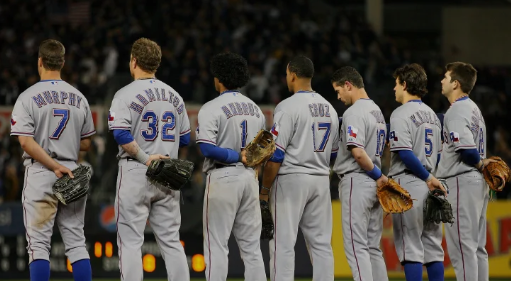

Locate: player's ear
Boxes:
[402,81,407,91]
[38,57,43,68]
[344,81,351,91]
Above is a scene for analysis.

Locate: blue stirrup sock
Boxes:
[29,260,50,281]
[404,262,423,281]
[426,261,444,281]
[72,259,92,281]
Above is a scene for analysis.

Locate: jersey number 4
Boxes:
[141,111,176,141]
[312,122,331,152]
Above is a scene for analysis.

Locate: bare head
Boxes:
[393,63,428,104]
[441,62,477,99]
[129,38,162,79]
[331,66,364,106]
[286,55,314,93]
[38,39,65,76]
[210,52,250,93]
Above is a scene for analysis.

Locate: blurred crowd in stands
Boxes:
[1,0,511,203]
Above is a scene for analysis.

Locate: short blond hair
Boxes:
[131,38,162,73]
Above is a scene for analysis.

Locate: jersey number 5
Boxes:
[312,122,331,152]
[425,128,433,157]
[141,111,176,141]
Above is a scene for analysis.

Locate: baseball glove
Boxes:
[377,179,413,213]
[245,130,276,167]
[146,159,194,191]
[52,165,92,205]
[424,188,454,225]
[482,156,511,192]
[260,200,274,240]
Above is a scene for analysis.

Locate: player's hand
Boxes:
[145,154,170,166]
[478,158,497,171]
[426,175,447,196]
[259,193,269,202]
[376,174,389,188]
[240,149,247,165]
[54,165,74,179]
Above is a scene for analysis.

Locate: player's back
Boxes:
[197,91,265,172]
[436,97,486,178]
[334,99,386,175]
[109,79,190,159]
[11,80,95,161]
[388,101,442,176]
[274,91,339,176]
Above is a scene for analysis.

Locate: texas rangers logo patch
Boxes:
[450,131,460,143]
[108,111,115,124]
[10,115,16,126]
[389,131,398,141]
[347,125,358,138]
[271,123,279,137]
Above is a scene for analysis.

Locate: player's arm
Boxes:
[80,137,92,151]
[261,110,292,201]
[18,136,74,178]
[446,119,494,170]
[112,130,168,165]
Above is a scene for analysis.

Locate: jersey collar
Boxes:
[220,90,240,96]
[39,79,63,82]
[454,95,469,103]
[407,99,422,104]
[296,90,315,94]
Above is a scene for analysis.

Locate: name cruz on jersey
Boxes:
[308,103,331,117]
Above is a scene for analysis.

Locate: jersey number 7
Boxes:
[141,111,176,141]
[50,109,70,140]
[312,122,331,152]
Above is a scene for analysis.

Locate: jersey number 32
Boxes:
[141,111,176,141]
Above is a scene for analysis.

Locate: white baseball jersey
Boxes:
[10,80,96,161]
[196,91,265,172]
[270,91,339,176]
[334,98,386,175]
[108,79,190,159]
[436,96,486,179]
[388,100,442,176]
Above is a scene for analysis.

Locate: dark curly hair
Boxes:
[393,63,428,98]
[210,53,250,90]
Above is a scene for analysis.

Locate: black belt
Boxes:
[339,172,364,178]
[389,169,431,178]
[214,163,237,169]
[127,157,137,161]
[31,158,72,164]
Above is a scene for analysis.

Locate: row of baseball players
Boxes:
[10,37,490,281]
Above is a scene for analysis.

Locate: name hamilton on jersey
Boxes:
[32,90,83,109]
[128,88,185,115]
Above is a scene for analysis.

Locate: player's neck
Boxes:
[351,88,369,104]
[293,81,313,94]
[448,91,468,104]
[40,71,62,81]
[402,94,421,104]
[133,70,156,81]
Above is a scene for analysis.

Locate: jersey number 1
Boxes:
[141,111,176,141]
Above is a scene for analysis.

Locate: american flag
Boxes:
[68,1,90,25]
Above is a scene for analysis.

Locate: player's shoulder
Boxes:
[445,98,476,119]
[274,95,296,114]
[112,80,138,99]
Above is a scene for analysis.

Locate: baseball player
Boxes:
[388,63,446,281]
[10,39,95,281]
[261,55,338,281]
[108,38,190,281]
[196,53,266,281]
[437,62,494,281]
[331,66,388,281]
